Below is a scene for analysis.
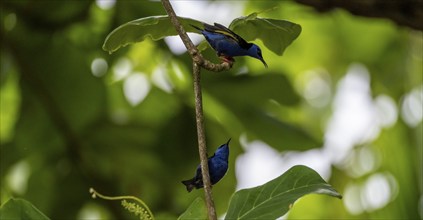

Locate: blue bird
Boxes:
[191,23,268,68]
[182,139,231,192]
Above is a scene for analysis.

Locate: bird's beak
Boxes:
[226,138,231,145]
[261,58,268,68]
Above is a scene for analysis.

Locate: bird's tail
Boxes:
[181,179,195,192]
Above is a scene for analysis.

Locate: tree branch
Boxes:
[161,0,230,219]
[192,62,217,220]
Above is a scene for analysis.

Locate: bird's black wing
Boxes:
[202,22,252,50]
[213,23,252,50]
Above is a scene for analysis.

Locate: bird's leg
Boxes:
[218,54,234,66]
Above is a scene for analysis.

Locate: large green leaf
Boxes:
[178,197,207,220]
[0,198,50,220]
[103,15,203,53]
[225,165,342,220]
[229,13,301,55]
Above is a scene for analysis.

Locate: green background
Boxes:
[1,1,421,219]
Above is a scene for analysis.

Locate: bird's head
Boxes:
[215,138,231,156]
[248,44,268,68]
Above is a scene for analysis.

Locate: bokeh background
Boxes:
[1,0,422,219]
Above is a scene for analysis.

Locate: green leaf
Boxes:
[103,13,300,56]
[0,198,50,220]
[205,74,300,107]
[229,13,301,56]
[241,108,320,151]
[178,197,207,220]
[103,15,203,53]
[225,165,342,220]
[205,74,319,151]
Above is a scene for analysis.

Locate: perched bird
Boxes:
[181,139,231,192]
[191,23,268,68]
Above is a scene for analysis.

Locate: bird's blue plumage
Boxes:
[181,139,230,192]
[191,23,268,68]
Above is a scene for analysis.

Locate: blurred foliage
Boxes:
[0,198,50,220]
[0,0,421,219]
